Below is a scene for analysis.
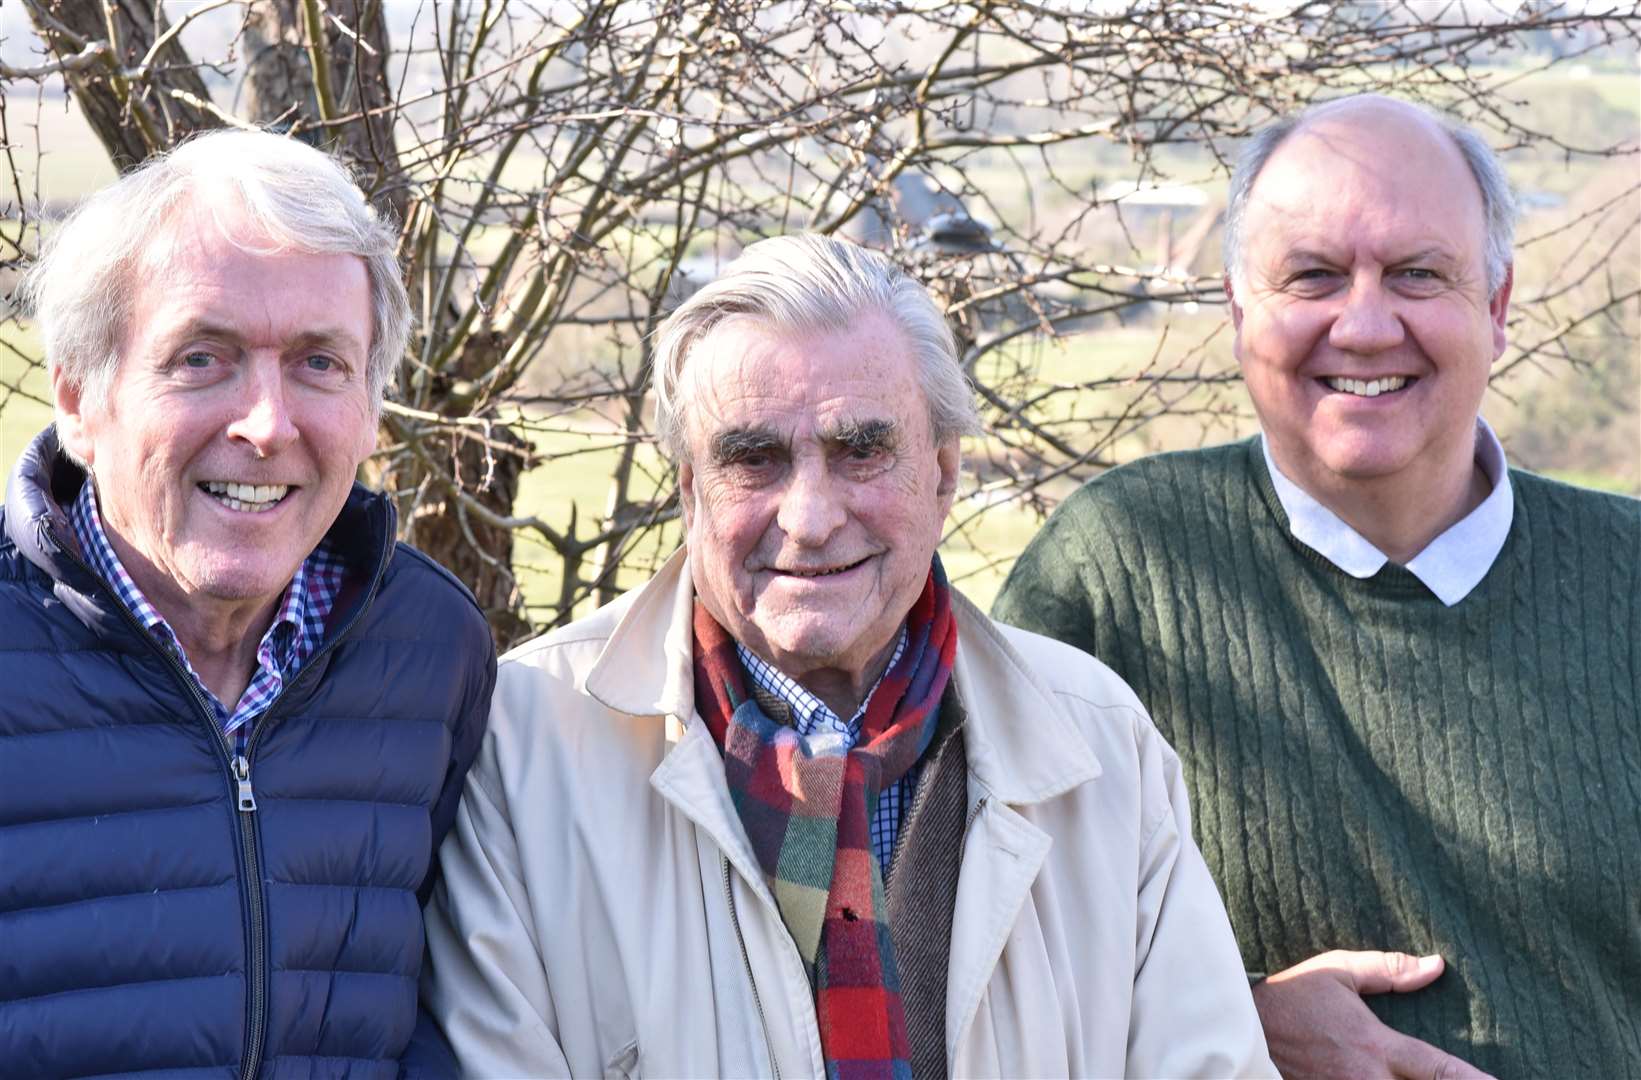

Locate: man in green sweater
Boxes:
[995,94,1640,1078]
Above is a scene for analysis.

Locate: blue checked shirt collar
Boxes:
[736,628,914,871]
[736,627,909,756]
[68,479,345,743]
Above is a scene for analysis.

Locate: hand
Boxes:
[1252,950,1494,1079]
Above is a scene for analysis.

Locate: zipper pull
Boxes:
[234,754,257,812]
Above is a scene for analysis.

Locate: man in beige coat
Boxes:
[422,234,1273,1078]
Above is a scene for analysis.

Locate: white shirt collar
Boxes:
[1260,419,1514,606]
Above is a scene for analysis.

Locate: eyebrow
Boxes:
[1390,247,1461,267]
[1277,245,1460,269]
[176,320,369,356]
[824,417,899,453]
[709,425,785,464]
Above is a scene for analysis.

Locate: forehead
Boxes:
[128,203,372,341]
[1243,111,1487,265]
[682,314,926,438]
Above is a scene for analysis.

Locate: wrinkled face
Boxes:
[679,314,960,684]
[1231,102,1511,497]
[55,204,378,618]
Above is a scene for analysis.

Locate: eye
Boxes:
[305,354,339,373]
[181,350,217,369]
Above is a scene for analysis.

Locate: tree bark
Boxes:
[24,0,219,171]
[241,0,405,220]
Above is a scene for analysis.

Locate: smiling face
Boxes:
[1230,100,1511,501]
[678,313,960,690]
[54,200,378,624]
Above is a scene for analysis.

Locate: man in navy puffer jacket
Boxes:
[0,131,494,1077]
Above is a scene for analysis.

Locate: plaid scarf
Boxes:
[692,559,957,1079]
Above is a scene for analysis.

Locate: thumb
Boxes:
[1385,1030,1496,1080]
[1345,951,1446,995]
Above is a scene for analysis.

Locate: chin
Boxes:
[758,623,856,666]
[1318,446,1420,482]
[190,561,302,605]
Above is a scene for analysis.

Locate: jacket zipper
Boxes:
[721,856,781,1080]
[232,747,268,1080]
[223,519,394,1080]
[54,511,395,1080]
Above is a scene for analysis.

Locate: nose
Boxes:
[775,456,847,547]
[1328,273,1406,354]
[225,361,299,458]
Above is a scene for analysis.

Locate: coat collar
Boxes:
[581,547,1102,807]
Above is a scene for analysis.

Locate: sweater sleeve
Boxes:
[992,492,1105,660]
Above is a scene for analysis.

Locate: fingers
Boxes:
[1384,1030,1497,1080]
[1335,950,1446,995]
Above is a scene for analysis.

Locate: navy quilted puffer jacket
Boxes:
[0,428,494,1078]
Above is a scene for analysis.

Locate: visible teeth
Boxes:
[201,481,289,512]
[788,564,853,577]
[1326,376,1408,397]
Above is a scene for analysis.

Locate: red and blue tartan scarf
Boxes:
[692,559,957,1080]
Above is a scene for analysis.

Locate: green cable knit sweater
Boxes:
[993,438,1641,1077]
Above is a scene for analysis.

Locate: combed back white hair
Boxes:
[20,129,409,408]
[651,233,982,460]
[1223,95,1516,297]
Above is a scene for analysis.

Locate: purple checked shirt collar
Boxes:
[68,479,345,745]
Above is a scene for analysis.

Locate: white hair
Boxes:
[1223,95,1516,297]
[651,233,981,460]
[19,129,409,408]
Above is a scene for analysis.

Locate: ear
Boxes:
[1488,264,1514,363]
[934,437,961,517]
[1225,274,1244,331]
[677,457,697,530]
[351,408,380,468]
[52,366,98,468]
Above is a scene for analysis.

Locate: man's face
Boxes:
[679,314,960,685]
[55,203,378,617]
[1230,102,1511,496]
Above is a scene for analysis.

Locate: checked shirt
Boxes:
[736,627,915,872]
[69,481,345,758]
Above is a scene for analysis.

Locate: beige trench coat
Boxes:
[423,550,1274,1078]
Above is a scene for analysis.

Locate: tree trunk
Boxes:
[382,332,533,648]
[30,0,531,649]
[25,0,219,171]
[241,0,405,221]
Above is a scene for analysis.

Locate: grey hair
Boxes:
[1223,95,1516,297]
[651,233,981,460]
[19,129,409,408]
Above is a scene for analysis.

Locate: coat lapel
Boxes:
[580,548,1110,1072]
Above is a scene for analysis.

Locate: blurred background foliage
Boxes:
[2,0,1637,644]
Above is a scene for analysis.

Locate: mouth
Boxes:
[1321,375,1414,398]
[199,480,294,514]
[772,555,871,579]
